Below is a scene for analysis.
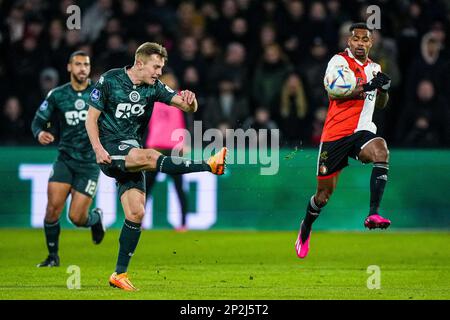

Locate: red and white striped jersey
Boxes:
[321,48,381,142]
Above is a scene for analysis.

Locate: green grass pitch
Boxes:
[0,229,448,300]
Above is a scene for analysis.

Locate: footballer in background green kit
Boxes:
[31,51,105,268]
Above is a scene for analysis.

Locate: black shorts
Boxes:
[99,138,146,198]
[317,131,384,179]
[49,152,100,198]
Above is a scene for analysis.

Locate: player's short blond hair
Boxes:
[135,42,168,63]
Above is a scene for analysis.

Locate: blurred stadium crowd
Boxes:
[0,0,449,148]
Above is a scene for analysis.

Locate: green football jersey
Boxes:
[32,82,96,163]
[88,66,177,145]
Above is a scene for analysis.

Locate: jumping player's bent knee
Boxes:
[315,189,333,207]
[373,147,389,162]
[68,212,86,227]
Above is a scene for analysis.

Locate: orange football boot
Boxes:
[207,147,227,175]
[109,272,138,291]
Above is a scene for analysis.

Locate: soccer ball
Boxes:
[323,65,357,97]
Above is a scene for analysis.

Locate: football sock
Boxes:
[44,220,60,256]
[84,208,100,227]
[156,155,211,174]
[302,196,322,243]
[369,162,389,215]
[115,219,142,274]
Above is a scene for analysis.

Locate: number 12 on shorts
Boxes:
[85,179,97,196]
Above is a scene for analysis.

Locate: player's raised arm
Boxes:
[169,90,198,113]
[85,106,111,164]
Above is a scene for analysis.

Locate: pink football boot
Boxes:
[364,214,391,229]
[295,221,311,259]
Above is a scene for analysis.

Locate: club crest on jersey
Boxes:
[91,89,100,101]
[319,164,328,175]
[74,99,86,110]
[39,100,48,111]
[129,91,140,103]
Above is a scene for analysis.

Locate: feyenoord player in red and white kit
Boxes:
[295,23,392,259]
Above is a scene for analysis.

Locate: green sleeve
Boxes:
[31,90,56,139]
[155,79,177,105]
[89,75,109,111]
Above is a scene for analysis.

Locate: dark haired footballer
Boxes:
[295,23,392,259]
[31,51,105,267]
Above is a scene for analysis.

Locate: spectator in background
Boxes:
[45,19,69,82]
[24,68,59,127]
[208,42,248,94]
[181,66,206,120]
[145,72,189,232]
[301,37,329,112]
[398,79,444,147]
[305,1,336,49]
[370,30,401,137]
[119,0,145,41]
[96,33,129,70]
[405,32,445,98]
[242,106,279,146]
[280,0,308,65]
[252,44,292,119]
[371,30,401,89]
[199,36,221,67]
[203,75,249,130]
[9,35,47,107]
[214,0,239,45]
[170,36,205,85]
[278,72,310,147]
[147,0,178,37]
[0,96,29,145]
[176,1,204,38]
[5,4,25,44]
[229,16,250,46]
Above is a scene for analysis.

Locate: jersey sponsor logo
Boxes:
[65,110,87,125]
[99,76,104,84]
[118,144,130,151]
[90,88,100,101]
[115,103,145,118]
[129,91,140,103]
[74,99,86,110]
[39,100,48,111]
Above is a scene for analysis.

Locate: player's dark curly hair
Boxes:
[349,22,373,33]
